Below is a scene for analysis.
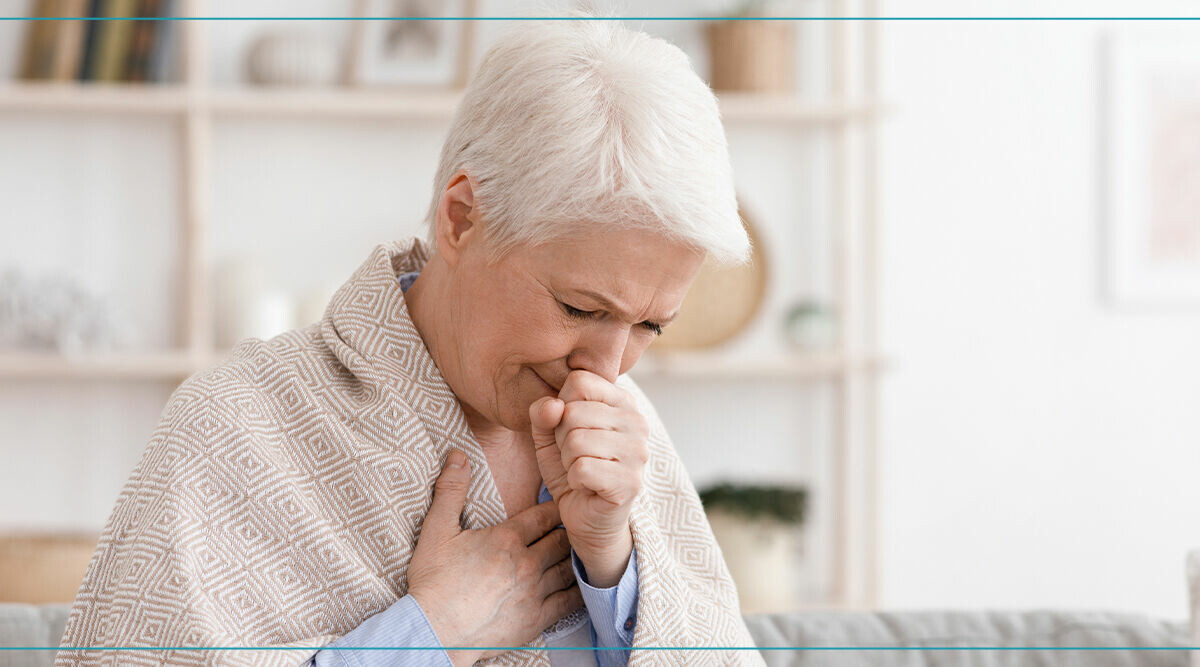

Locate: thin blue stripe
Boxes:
[31,646,1200,651]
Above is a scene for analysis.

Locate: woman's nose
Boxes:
[566,325,629,384]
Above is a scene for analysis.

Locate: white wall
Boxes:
[5,0,1199,621]
[0,0,837,601]
[878,0,1200,620]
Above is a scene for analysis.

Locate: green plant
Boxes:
[699,482,807,524]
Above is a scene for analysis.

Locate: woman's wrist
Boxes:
[407,589,481,665]
[570,526,634,588]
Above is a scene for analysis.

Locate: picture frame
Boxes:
[346,0,477,88]
[1102,34,1200,307]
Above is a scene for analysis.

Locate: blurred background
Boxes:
[1,0,1198,628]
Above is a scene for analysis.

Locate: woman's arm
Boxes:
[572,547,639,667]
[310,595,450,667]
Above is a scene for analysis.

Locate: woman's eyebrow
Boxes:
[570,288,678,326]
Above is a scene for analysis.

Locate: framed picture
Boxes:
[347,0,476,87]
[1102,34,1200,307]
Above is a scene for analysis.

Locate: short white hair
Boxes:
[423,13,750,265]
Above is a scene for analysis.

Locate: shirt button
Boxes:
[623,616,635,631]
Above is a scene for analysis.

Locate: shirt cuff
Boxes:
[310,594,452,667]
[571,546,640,649]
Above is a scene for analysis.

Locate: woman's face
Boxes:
[444,226,705,434]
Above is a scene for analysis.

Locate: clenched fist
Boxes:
[529,369,650,588]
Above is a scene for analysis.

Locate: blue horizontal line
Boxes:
[25,646,1200,651]
[4,16,1200,21]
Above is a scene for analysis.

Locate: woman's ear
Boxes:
[435,170,479,269]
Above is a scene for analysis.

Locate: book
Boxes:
[147,0,176,83]
[50,0,89,81]
[18,0,58,80]
[123,0,160,82]
[77,0,103,80]
[92,0,137,82]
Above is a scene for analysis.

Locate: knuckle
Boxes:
[495,526,521,550]
[434,474,464,492]
[572,456,592,477]
[516,557,538,580]
[561,400,579,422]
[562,428,585,453]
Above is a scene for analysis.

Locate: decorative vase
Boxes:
[246,30,340,86]
[783,300,837,350]
[214,259,296,349]
[706,508,800,613]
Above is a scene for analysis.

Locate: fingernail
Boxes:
[447,451,466,469]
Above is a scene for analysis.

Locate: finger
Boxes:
[554,400,622,445]
[538,557,576,597]
[529,526,571,570]
[560,428,641,472]
[539,583,585,631]
[567,457,637,505]
[420,450,471,544]
[505,499,562,546]
[559,369,635,410]
[530,396,569,499]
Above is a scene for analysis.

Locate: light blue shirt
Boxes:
[308,271,639,666]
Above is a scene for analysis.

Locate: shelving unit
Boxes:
[0,0,882,610]
[0,83,884,122]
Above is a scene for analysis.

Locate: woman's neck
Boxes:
[405,263,518,456]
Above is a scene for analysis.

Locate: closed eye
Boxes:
[560,302,663,336]
[561,303,598,319]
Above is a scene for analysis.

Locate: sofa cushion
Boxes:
[0,603,70,667]
[0,603,1189,666]
[743,609,1190,666]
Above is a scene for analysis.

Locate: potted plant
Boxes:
[699,482,807,613]
[706,0,795,92]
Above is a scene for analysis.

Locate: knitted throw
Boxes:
[56,239,763,666]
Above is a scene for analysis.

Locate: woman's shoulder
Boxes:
[160,323,332,432]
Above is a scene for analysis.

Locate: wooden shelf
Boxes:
[0,8,883,612]
[631,350,883,380]
[0,352,203,380]
[0,349,883,381]
[207,87,463,120]
[0,83,191,114]
[0,82,883,124]
[717,94,884,123]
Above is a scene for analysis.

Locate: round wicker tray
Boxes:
[653,206,768,350]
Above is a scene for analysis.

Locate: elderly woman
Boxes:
[57,17,762,667]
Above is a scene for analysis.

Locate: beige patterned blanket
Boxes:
[55,239,763,665]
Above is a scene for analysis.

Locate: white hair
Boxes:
[422,12,750,265]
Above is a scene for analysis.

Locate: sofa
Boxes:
[0,603,1191,666]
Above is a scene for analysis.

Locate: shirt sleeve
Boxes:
[571,546,639,667]
[309,594,452,667]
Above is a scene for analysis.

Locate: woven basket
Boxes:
[0,533,97,603]
[652,206,768,350]
[706,20,795,93]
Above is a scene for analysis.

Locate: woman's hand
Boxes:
[407,451,583,666]
[530,369,650,588]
